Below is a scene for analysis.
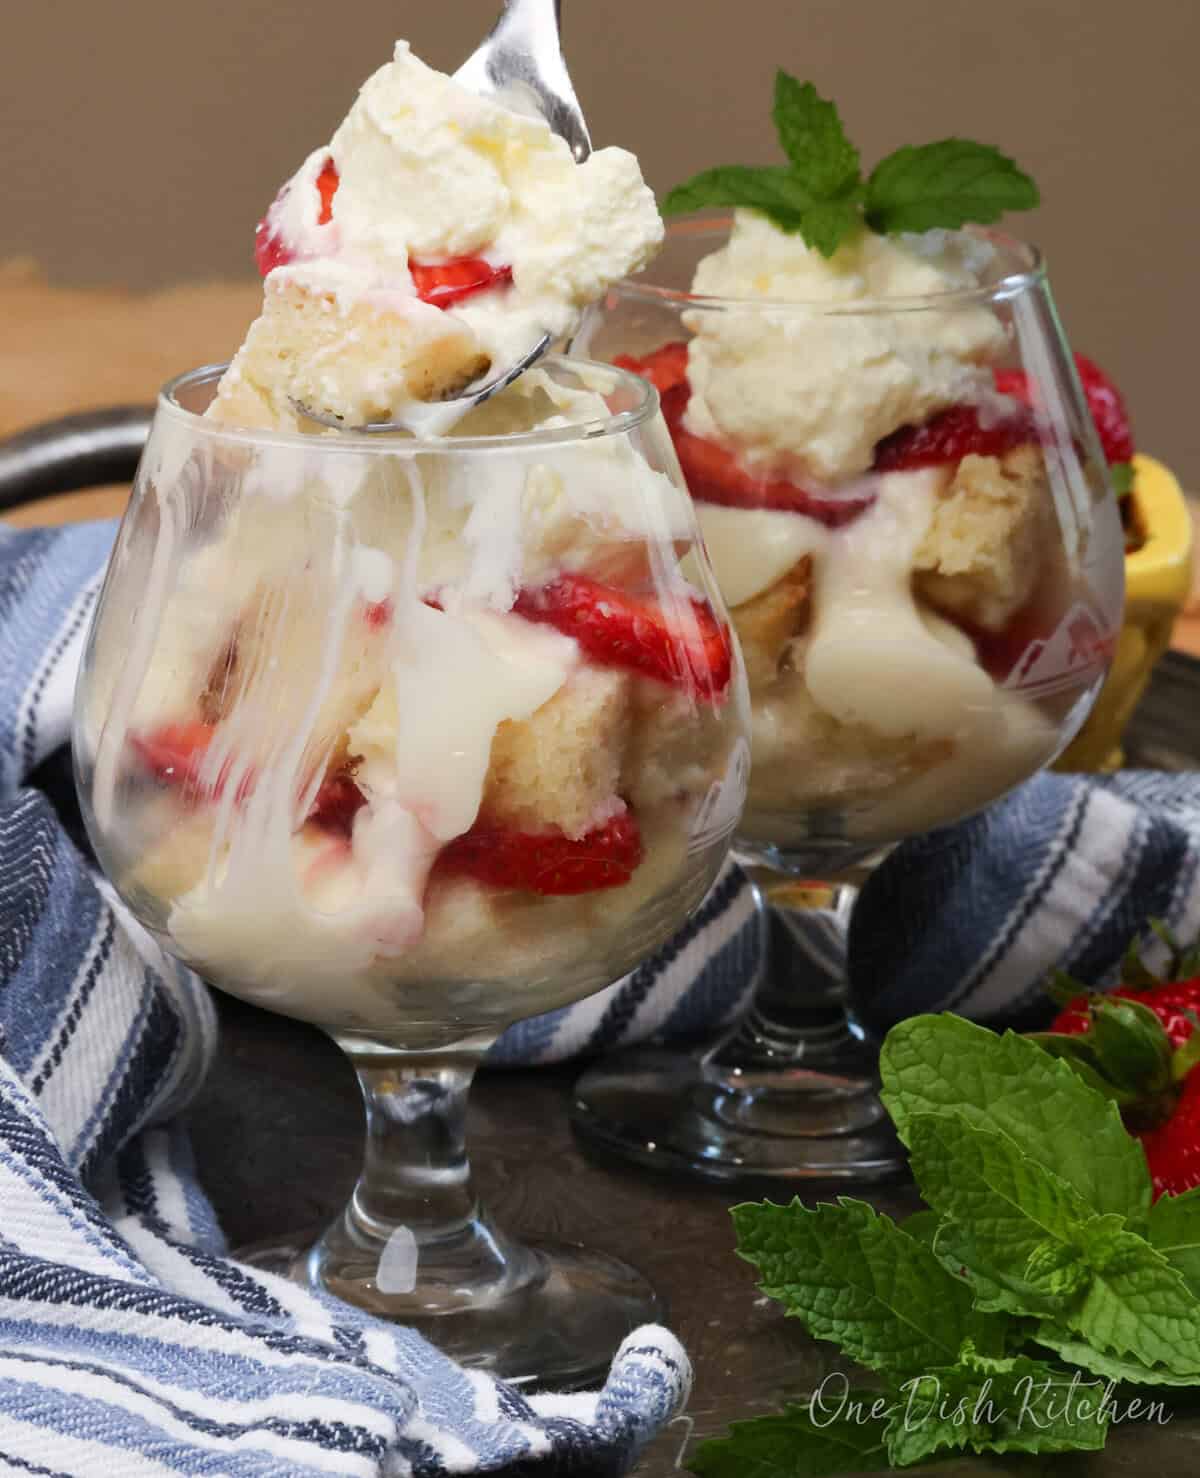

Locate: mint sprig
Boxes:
[692,1012,1200,1474]
[663,72,1038,258]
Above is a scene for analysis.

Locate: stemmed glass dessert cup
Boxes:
[73,357,749,1386]
[568,214,1126,1185]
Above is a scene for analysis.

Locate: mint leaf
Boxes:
[732,1197,1006,1379]
[880,1015,1152,1218]
[661,164,813,227]
[1111,460,1136,497]
[899,1208,942,1248]
[689,1398,889,1477]
[1032,1327,1200,1386]
[905,1111,1095,1315]
[1062,1222,1200,1376]
[792,195,862,258]
[1147,1187,1200,1295]
[885,1351,1109,1465]
[865,139,1038,235]
[772,74,860,198]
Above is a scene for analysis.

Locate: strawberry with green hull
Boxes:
[1034,926,1200,1198]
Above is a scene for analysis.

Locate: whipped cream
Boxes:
[231,40,663,429]
[683,211,1008,483]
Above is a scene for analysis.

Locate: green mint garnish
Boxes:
[689,1399,889,1478]
[879,1013,1152,1217]
[1147,1186,1200,1295]
[731,1197,1007,1379]
[663,72,1038,257]
[694,1012,1200,1474]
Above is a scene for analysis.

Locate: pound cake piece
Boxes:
[208,273,490,431]
[483,667,633,838]
[913,445,1049,631]
[730,557,813,691]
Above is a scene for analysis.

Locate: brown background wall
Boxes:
[3,0,1197,481]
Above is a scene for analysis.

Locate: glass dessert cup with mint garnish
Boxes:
[73,358,749,1385]
[568,203,1125,1183]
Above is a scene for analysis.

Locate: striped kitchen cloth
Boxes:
[848,767,1200,1034]
[0,519,759,1476]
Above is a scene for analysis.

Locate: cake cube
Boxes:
[913,445,1049,631]
[483,667,633,838]
[730,556,813,691]
[208,273,490,432]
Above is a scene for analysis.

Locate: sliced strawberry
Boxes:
[254,212,292,277]
[873,404,1035,472]
[130,720,256,804]
[315,157,339,226]
[513,573,732,700]
[615,343,872,526]
[130,721,216,786]
[614,341,690,395]
[674,428,874,526]
[409,258,513,309]
[437,809,643,895]
[363,599,393,630]
[307,771,367,838]
[996,354,1134,466]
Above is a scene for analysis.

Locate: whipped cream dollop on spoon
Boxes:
[209,3,661,438]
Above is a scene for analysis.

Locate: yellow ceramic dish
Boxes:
[1056,453,1194,772]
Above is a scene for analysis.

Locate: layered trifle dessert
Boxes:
[75,43,745,1044]
[594,80,1120,858]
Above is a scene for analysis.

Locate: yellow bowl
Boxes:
[1055,454,1194,772]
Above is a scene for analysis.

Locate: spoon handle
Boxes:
[455,0,592,162]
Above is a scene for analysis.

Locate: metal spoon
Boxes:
[297,0,590,435]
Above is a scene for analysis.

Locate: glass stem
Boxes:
[309,1045,538,1316]
[709,880,873,1088]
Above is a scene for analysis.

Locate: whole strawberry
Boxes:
[995,352,1135,490]
[1033,925,1200,1199]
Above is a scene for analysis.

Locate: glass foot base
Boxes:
[239,1235,660,1390]
[571,1045,910,1186]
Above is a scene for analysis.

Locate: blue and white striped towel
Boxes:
[848,768,1200,1034]
[0,520,764,1476]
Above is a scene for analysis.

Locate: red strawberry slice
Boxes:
[616,343,873,527]
[254,155,339,277]
[315,157,339,226]
[513,573,732,700]
[995,354,1134,466]
[614,341,690,395]
[131,721,216,786]
[130,721,255,803]
[437,809,643,895]
[254,156,512,308]
[307,771,367,838]
[872,404,1035,472]
[254,212,292,277]
[674,428,874,526]
[409,257,514,309]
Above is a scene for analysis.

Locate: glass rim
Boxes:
[611,214,1047,315]
[157,355,659,453]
